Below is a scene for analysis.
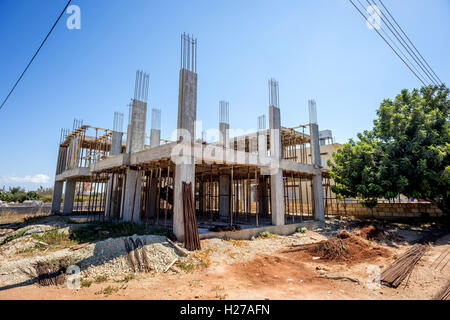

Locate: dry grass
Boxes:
[257,231,279,239]
[95,285,120,296]
[192,248,213,268]
[0,210,50,225]
[211,285,227,300]
[227,239,249,247]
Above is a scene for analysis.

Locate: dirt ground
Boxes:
[0,225,448,300]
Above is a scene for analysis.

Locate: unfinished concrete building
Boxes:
[52,34,339,241]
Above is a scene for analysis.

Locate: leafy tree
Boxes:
[329,84,449,213]
[0,187,44,203]
[373,85,450,211]
[328,133,385,209]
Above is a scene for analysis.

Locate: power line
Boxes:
[367,0,438,86]
[0,0,72,112]
[378,0,443,85]
[349,0,427,86]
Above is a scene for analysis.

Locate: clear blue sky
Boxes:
[0,0,448,190]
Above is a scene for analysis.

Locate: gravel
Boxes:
[0,234,181,287]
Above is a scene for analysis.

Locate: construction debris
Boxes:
[123,237,152,273]
[182,182,201,251]
[164,258,178,273]
[283,230,390,263]
[430,247,450,272]
[166,238,189,257]
[70,243,90,251]
[381,244,427,288]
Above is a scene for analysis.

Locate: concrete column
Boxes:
[174,163,194,241]
[150,129,161,149]
[51,181,64,214]
[111,132,123,155]
[173,68,197,241]
[125,124,131,154]
[219,175,230,218]
[310,123,325,221]
[62,180,76,215]
[219,122,229,148]
[269,105,285,225]
[126,100,147,154]
[122,169,142,223]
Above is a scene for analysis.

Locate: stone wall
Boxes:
[324,202,443,218]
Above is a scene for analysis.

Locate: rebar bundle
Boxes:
[268,78,279,108]
[219,100,229,124]
[182,182,201,251]
[381,244,427,288]
[123,237,152,273]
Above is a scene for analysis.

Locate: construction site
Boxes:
[0,33,448,301]
[50,34,340,242]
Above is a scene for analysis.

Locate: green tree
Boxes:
[373,85,450,211]
[329,84,450,213]
[328,133,385,209]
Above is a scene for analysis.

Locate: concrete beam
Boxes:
[55,167,91,182]
[90,153,130,173]
[130,143,175,165]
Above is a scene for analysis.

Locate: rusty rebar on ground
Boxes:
[182,182,201,251]
[380,244,427,288]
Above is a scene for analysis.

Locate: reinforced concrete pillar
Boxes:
[62,180,76,215]
[121,169,142,223]
[173,67,197,241]
[219,175,230,218]
[126,99,147,154]
[150,129,161,149]
[310,122,325,221]
[51,181,64,214]
[219,122,229,148]
[111,132,123,155]
[269,104,285,225]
